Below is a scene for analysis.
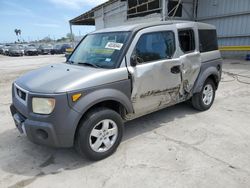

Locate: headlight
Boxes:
[32,98,55,114]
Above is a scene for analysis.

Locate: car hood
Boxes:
[15,63,128,93]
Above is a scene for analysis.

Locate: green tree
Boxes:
[66,33,75,41]
[14,29,22,42]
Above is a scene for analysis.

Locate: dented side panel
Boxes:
[179,52,201,93]
[124,25,184,116]
[124,23,221,119]
[128,59,182,115]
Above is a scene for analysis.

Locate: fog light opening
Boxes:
[36,129,48,140]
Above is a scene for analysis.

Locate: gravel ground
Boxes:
[0,55,250,188]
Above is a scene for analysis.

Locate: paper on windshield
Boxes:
[105,42,123,50]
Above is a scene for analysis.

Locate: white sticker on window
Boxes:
[105,42,123,50]
[105,58,111,62]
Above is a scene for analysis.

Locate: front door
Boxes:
[126,26,182,115]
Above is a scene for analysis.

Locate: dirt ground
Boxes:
[0,55,250,188]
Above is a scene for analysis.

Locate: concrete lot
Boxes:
[0,55,250,188]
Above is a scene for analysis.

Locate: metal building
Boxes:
[70,0,250,58]
[196,0,250,58]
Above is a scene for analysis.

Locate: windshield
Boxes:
[26,46,36,49]
[69,32,130,69]
[10,46,21,50]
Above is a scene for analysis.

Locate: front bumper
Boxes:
[10,104,60,146]
[10,52,23,56]
[41,49,51,54]
[26,51,38,55]
[10,85,81,148]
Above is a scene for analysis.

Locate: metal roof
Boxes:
[91,20,215,34]
[69,0,119,25]
[91,20,178,33]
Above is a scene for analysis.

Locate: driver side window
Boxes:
[133,31,175,64]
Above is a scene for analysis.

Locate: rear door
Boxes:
[126,25,182,115]
[178,28,201,92]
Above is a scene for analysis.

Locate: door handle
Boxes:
[171,65,180,74]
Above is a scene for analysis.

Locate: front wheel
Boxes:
[75,108,124,161]
[192,79,216,111]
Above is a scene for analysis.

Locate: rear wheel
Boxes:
[75,108,124,161]
[192,79,216,111]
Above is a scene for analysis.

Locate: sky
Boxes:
[0,0,107,43]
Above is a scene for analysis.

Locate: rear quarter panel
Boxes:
[192,50,222,93]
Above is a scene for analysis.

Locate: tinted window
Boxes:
[134,31,175,63]
[178,29,195,53]
[199,29,218,52]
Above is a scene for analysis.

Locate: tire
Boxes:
[192,79,216,111]
[75,107,124,161]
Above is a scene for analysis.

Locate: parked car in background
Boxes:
[8,45,24,56]
[51,44,72,55]
[24,45,38,56]
[65,46,74,59]
[0,45,5,54]
[0,44,12,55]
[27,44,36,47]
[38,44,53,55]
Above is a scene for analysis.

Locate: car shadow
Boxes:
[123,102,197,141]
[0,102,198,178]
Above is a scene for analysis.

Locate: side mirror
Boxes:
[130,55,137,67]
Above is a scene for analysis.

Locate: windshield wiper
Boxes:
[66,60,75,64]
[77,62,100,68]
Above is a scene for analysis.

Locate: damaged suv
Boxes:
[10,21,222,160]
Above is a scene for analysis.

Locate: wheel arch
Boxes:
[207,74,219,89]
[70,88,134,142]
[192,66,220,94]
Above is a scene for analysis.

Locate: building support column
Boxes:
[69,23,74,47]
[162,0,166,21]
[193,0,198,21]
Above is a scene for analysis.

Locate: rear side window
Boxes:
[199,29,218,52]
[178,29,195,53]
[134,31,175,63]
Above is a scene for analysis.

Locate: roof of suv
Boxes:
[92,20,216,34]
